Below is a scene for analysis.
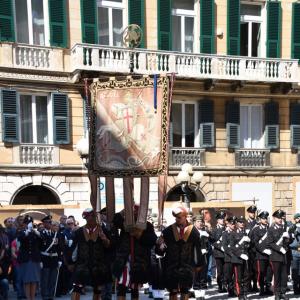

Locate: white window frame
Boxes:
[18,93,53,144]
[240,2,266,58]
[97,0,127,46]
[172,3,196,53]
[171,101,199,147]
[240,103,264,149]
[13,0,50,46]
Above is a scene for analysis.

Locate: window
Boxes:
[172,0,195,52]
[14,0,49,46]
[240,3,264,57]
[98,0,125,46]
[240,105,263,148]
[171,102,199,147]
[19,94,52,144]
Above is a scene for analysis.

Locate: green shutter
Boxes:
[81,0,97,44]
[52,93,70,144]
[226,101,240,148]
[129,0,145,48]
[265,101,279,149]
[200,0,215,54]
[0,0,15,42]
[290,103,300,149]
[292,2,300,61]
[199,99,214,148]
[49,0,67,48]
[267,1,281,58]
[227,0,240,55]
[157,0,171,50]
[1,90,18,143]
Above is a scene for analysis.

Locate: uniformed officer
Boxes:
[249,211,273,296]
[266,209,291,300]
[289,213,300,295]
[245,205,258,293]
[40,215,61,300]
[193,214,209,300]
[222,216,236,297]
[230,216,250,300]
[210,211,226,293]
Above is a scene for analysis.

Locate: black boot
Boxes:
[274,294,280,300]
[280,294,288,300]
[259,287,265,296]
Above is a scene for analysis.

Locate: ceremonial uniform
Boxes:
[210,211,226,292]
[266,210,290,300]
[230,217,250,300]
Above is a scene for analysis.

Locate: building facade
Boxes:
[1,0,300,222]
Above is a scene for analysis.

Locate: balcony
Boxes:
[235,149,270,168]
[169,147,205,168]
[14,144,59,166]
[71,44,299,83]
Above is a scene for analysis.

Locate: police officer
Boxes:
[266,209,290,300]
[250,211,273,296]
[222,216,236,297]
[230,216,250,300]
[210,211,226,293]
[289,213,300,295]
[245,205,258,292]
[40,215,61,300]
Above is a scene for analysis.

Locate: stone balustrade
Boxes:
[235,149,270,167]
[71,44,299,83]
[169,147,205,168]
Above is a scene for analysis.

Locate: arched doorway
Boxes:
[165,184,205,202]
[12,185,59,205]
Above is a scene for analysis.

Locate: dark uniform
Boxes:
[40,215,61,300]
[222,216,236,297]
[266,210,291,300]
[245,205,258,292]
[230,216,250,300]
[249,211,273,296]
[210,211,226,292]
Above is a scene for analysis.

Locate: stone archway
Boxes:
[12,185,60,205]
[165,184,205,202]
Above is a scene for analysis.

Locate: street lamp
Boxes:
[176,163,203,211]
[76,137,89,168]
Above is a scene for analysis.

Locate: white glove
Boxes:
[27,222,33,231]
[68,240,73,247]
[40,262,43,269]
[201,249,207,254]
[246,229,250,234]
[200,231,209,237]
[280,247,287,254]
[221,246,225,252]
[282,232,290,238]
[263,249,271,255]
[243,236,250,243]
[240,254,249,260]
[58,261,62,267]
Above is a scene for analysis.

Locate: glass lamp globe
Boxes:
[181,163,193,174]
[76,137,89,157]
[176,170,190,183]
[192,171,204,184]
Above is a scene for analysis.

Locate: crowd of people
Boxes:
[0,204,299,300]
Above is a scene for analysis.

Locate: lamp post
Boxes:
[176,163,204,211]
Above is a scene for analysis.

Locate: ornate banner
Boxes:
[89,76,170,176]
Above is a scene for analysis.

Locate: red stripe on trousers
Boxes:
[257,260,261,288]
[234,266,240,296]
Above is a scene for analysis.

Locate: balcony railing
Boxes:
[16,144,59,166]
[169,147,205,168]
[235,149,270,167]
[71,44,299,83]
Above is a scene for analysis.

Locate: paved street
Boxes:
[7,282,300,299]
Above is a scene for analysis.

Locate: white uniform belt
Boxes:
[41,251,58,257]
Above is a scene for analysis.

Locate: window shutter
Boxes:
[0,0,15,42]
[49,0,67,48]
[199,99,214,148]
[157,0,171,50]
[81,0,97,44]
[52,93,70,144]
[267,1,281,58]
[227,0,240,55]
[226,101,240,148]
[200,0,215,54]
[129,0,145,48]
[1,90,18,143]
[292,2,300,60]
[265,101,279,149]
[290,102,300,149]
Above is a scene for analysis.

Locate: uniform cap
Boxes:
[23,215,33,224]
[41,215,52,223]
[258,211,269,219]
[226,216,237,224]
[272,209,285,219]
[294,213,300,219]
[236,216,246,223]
[215,211,226,220]
[247,205,257,213]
